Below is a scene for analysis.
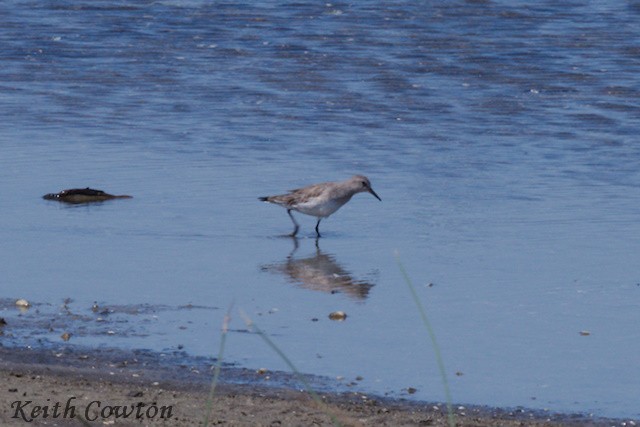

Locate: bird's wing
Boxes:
[287,182,330,203]
[264,182,332,207]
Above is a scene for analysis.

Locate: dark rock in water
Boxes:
[43,188,133,204]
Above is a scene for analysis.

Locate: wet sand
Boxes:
[0,346,625,426]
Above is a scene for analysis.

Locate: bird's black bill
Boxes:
[369,188,382,201]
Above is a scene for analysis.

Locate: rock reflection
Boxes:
[262,238,375,300]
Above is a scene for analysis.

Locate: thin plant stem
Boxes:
[239,310,342,427]
[203,303,233,427]
[395,253,456,427]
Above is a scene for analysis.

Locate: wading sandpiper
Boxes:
[259,175,381,237]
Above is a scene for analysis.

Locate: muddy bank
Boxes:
[0,345,628,426]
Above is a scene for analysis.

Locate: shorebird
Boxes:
[259,175,381,237]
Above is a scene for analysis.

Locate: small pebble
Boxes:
[328,311,347,321]
[15,299,30,309]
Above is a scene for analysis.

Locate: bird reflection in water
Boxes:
[261,238,375,300]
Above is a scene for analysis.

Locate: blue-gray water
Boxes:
[1,0,639,419]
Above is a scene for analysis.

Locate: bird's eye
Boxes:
[361,181,367,187]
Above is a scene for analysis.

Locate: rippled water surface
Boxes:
[1,0,640,419]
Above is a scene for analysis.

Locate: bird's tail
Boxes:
[258,196,269,202]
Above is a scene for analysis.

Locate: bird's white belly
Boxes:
[295,197,347,218]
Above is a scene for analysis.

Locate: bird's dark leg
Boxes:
[289,235,300,255]
[315,218,322,238]
[287,209,299,237]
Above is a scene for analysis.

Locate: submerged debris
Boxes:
[42,188,133,204]
[61,332,71,341]
[579,330,591,336]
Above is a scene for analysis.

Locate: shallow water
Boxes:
[1,0,640,419]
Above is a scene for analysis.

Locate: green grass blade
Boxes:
[203,303,233,427]
[239,310,342,427]
[395,253,456,427]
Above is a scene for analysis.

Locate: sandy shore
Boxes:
[0,345,628,426]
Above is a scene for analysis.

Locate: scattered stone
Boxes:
[406,387,417,394]
[15,299,30,309]
[60,332,71,341]
[328,311,347,321]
